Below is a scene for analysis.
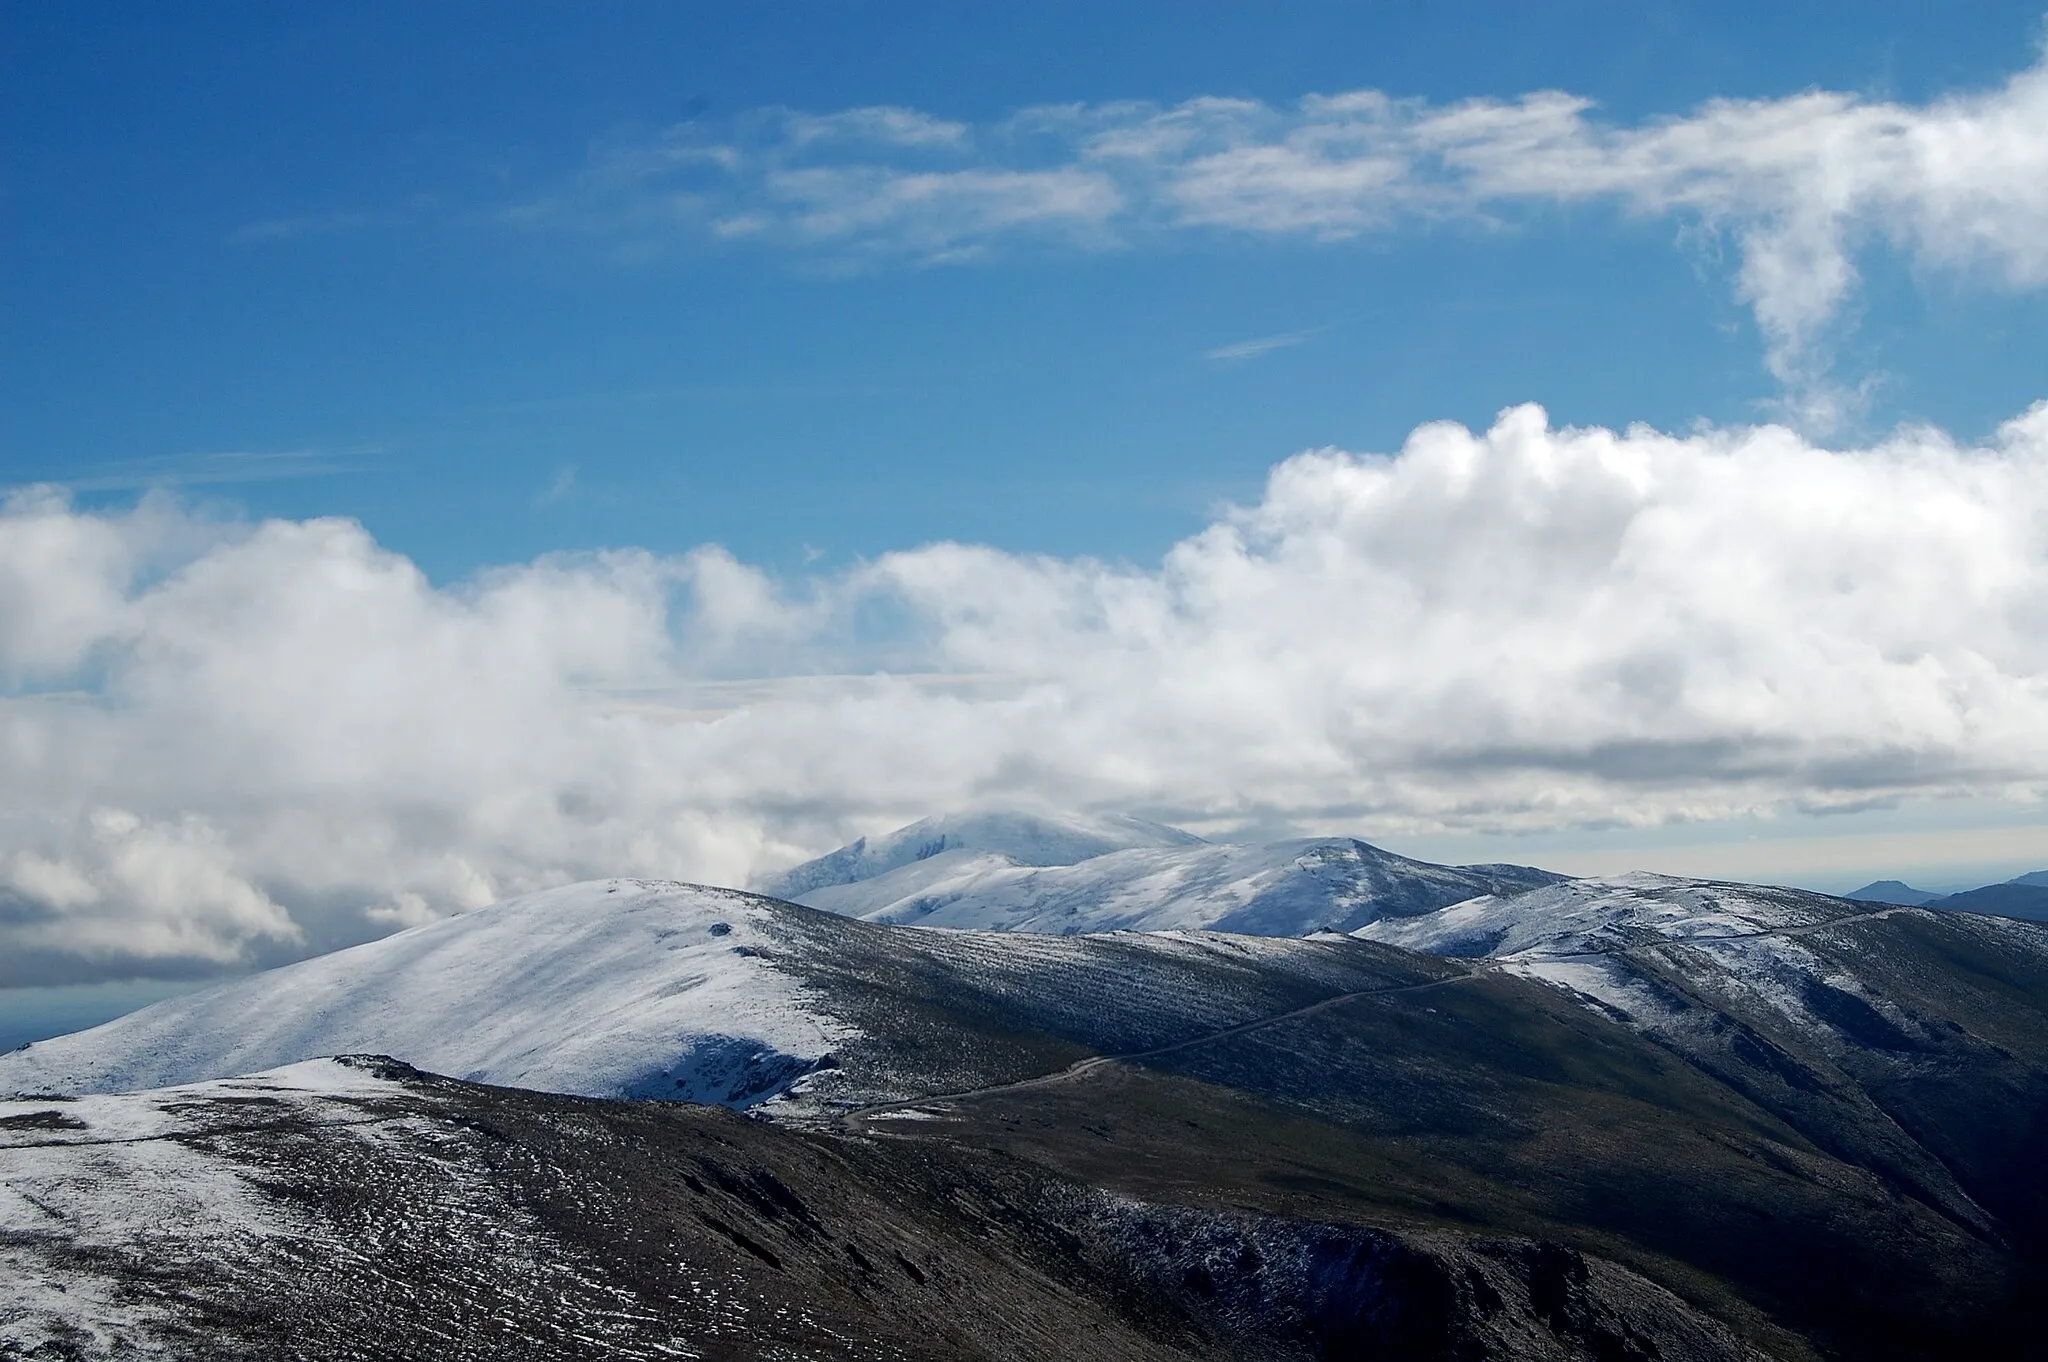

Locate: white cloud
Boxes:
[1205,328,1321,362]
[759,165,1123,260]
[6,403,2048,979]
[534,463,577,507]
[780,106,970,149]
[550,44,2048,418]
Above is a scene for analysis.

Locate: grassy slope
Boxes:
[892,946,2048,1362]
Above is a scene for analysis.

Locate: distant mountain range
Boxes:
[6,818,2048,1358]
[1848,869,2048,921]
[756,810,1567,934]
[771,811,2048,933]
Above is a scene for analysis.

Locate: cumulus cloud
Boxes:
[544,42,2048,417]
[6,406,2048,980]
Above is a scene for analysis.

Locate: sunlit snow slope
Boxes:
[770,812,1564,934]
[1352,872,1924,1034]
[0,881,851,1105]
[753,810,1205,901]
[0,877,1448,1109]
[1355,871,1863,959]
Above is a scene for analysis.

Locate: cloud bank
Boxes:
[532,45,2048,420]
[6,403,2048,980]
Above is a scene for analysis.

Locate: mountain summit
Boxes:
[754,809,1205,901]
[759,811,1565,935]
[1845,879,1942,906]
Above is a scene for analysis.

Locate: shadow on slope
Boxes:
[0,1057,1759,1362]
[854,939,2048,1362]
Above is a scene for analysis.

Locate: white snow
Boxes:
[753,809,1206,900]
[1353,871,1933,1049]
[0,881,853,1101]
[0,869,1424,1116]
[0,1057,695,1357]
[1505,956,1695,1030]
[1354,871,1855,960]
[789,834,1549,936]
[0,1059,406,1357]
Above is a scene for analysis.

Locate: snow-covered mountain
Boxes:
[1355,871,1864,959]
[1352,872,1941,1047]
[765,812,1566,935]
[7,870,2047,1358]
[0,880,845,1106]
[1358,870,2048,1099]
[753,810,1206,901]
[1357,871,2048,1240]
[0,877,1439,1108]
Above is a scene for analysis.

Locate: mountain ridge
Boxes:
[754,809,1208,901]
[1848,870,2048,920]
[766,812,1568,935]
[6,869,2048,1357]
[0,878,1446,1109]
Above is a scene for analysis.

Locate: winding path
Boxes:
[836,964,1486,1134]
[833,904,1932,1135]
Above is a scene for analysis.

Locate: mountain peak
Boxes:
[1847,879,1943,906]
[753,809,1206,899]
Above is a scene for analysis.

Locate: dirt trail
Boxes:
[835,907,1934,1134]
[837,965,1483,1133]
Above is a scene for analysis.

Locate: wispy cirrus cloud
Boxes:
[521,43,2048,424]
[780,105,970,150]
[533,464,578,509]
[1204,328,1324,362]
[9,448,371,495]
[516,106,1124,264]
[230,212,376,246]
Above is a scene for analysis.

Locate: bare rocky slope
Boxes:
[1,1057,1764,1362]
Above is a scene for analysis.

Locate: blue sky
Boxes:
[6,2,2048,1010]
[8,2,2047,578]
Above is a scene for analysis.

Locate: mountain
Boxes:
[0,881,839,1104]
[8,871,2048,1357]
[1354,871,1864,959]
[0,877,1442,1107]
[1848,872,2048,919]
[1930,881,2048,922]
[1,1057,1766,1362]
[1846,879,1941,905]
[1357,872,2048,1259]
[769,813,1567,935]
[753,809,1208,900]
